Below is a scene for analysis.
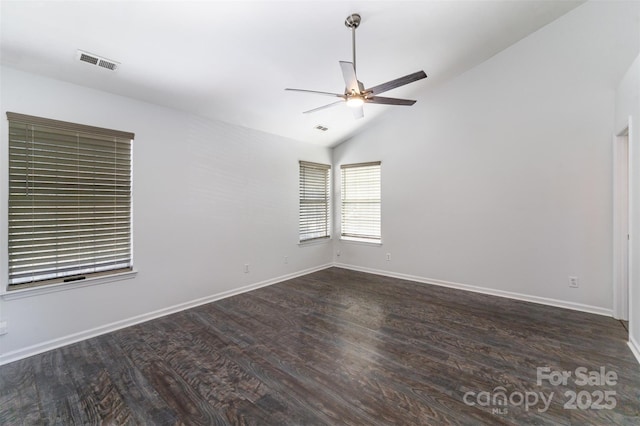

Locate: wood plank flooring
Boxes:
[1,267,639,425]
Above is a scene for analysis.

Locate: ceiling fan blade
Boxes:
[351,105,364,119]
[303,100,345,114]
[365,96,416,106]
[285,88,344,97]
[339,61,361,94]
[365,70,427,95]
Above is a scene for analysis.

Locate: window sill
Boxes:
[1,270,138,301]
[339,237,382,246]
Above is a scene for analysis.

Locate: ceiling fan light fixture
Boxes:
[346,96,364,108]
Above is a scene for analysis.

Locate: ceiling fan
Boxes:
[286,13,427,119]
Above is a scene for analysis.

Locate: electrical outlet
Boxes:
[284,256,288,264]
[569,276,579,288]
[386,253,391,261]
[336,250,341,257]
[0,322,7,336]
[244,264,250,273]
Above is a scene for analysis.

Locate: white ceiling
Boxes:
[1,0,584,147]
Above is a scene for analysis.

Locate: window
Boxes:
[299,161,331,242]
[7,112,134,289]
[341,161,381,243]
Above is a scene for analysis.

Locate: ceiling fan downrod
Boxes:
[345,13,361,74]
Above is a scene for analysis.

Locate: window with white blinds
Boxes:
[7,112,134,289]
[299,161,331,242]
[341,161,381,242]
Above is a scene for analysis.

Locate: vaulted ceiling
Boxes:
[1,1,584,146]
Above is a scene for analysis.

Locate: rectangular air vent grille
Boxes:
[315,125,329,132]
[98,59,117,70]
[77,50,119,71]
[79,53,98,65]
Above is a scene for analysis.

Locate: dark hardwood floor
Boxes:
[1,267,639,425]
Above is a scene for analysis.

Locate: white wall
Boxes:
[616,55,640,360]
[0,66,333,363]
[334,1,639,314]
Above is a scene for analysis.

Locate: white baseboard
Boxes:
[629,337,640,365]
[334,263,613,317]
[0,263,333,366]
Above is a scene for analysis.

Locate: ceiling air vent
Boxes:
[77,50,119,71]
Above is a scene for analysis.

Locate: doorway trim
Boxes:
[613,124,630,320]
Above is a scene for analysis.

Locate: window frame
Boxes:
[340,161,382,244]
[6,112,135,292]
[299,160,331,244]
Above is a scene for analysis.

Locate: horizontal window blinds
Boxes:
[299,161,331,242]
[341,162,381,241]
[7,112,134,287]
